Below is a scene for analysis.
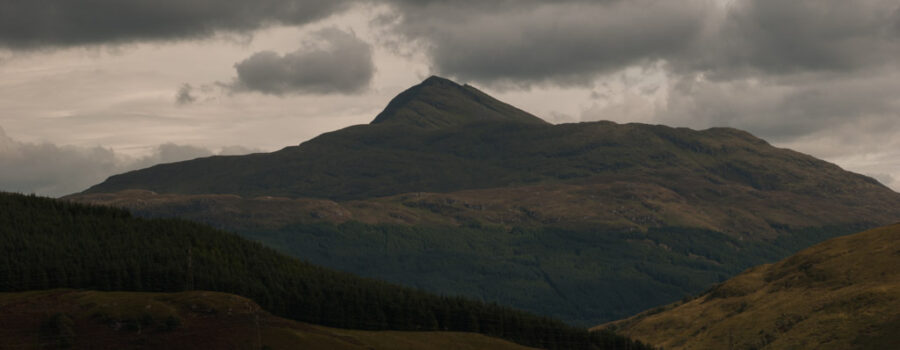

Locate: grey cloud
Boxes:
[0,0,349,48]
[0,127,120,197]
[0,127,14,154]
[0,127,256,197]
[579,69,900,191]
[657,71,900,143]
[680,0,900,78]
[894,7,900,35]
[229,28,374,95]
[129,143,214,170]
[380,0,709,86]
[175,83,196,105]
[869,173,897,189]
[380,0,900,85]
[219,145,264,155]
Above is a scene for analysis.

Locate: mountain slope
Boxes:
[71,76,900,326]
[598,223,900,350]
[82,77,898,212]
[78,119,900,236]
[0,192,651,350]
[0,290,538,350]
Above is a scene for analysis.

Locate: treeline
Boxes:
[0,192,653,350]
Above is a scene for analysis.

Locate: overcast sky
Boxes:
[1,0,899,196]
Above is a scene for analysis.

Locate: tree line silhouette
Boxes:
[0,192,653,350]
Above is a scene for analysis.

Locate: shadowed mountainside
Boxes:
[598,223,900,350]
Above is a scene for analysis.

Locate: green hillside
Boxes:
[0,192,652,350]
[600,223,900,350]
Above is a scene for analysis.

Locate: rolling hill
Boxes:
[69,76,900,325]
[0,289,538,350]
[0,191,651,350]
[598,223,900,350]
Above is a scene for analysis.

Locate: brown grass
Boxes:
[597,223,900,350]
[0,290,536,350]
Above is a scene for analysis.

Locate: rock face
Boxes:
[599,223,900,350]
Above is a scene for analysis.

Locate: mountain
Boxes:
[0,192,651,350]
[1,290,538,350]
[83,76,896,210]
[371,75,548,128]
[70,76,900,325]
[598,223,900,350]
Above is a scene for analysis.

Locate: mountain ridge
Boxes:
[82,114,894,205]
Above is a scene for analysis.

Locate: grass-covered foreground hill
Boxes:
[0,192,652,350]
[0,290,538,350]
[598,223,900,350]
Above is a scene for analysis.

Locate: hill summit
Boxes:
[371,76,548,128]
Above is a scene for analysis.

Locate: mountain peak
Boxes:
[371,76,548,129]
[419,75,457,87]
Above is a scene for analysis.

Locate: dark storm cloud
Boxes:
[379,0,900,85]
[378,0,710,86]
[229,28,374,95]
[0,0,349,48]
[652,0,900,149]
[678,0,900,78]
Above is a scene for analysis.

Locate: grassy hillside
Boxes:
[599,223,900,350]
[0,192,652,350]
[0,289,539,350]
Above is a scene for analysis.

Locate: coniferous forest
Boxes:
[0,192,653,350]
